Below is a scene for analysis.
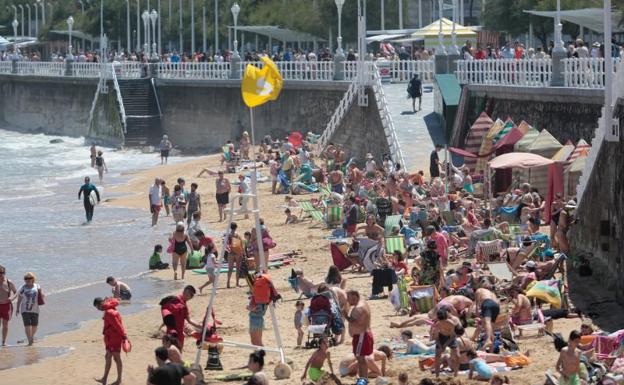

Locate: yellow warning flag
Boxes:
[241,56,283,108]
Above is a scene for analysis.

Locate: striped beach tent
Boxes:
[515,120,532,136]
[475,119,505,174]
[514,126,540,152]
[564,154,588,198]
[493,118,517,144]
[551,143,575,163]
[527,129,563,195]
[464,112,494,172]
[566,139,591,166]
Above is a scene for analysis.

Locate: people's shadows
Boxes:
[400,111,417,115]
[567,270,624,332]
[423,112,446,147]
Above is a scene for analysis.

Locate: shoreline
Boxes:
[0,152,604,385]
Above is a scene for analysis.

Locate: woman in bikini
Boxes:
[169,222,193,280]
[225,222,243,288]
[355,215,384,242]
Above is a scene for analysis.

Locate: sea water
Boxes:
[0,129,187,347]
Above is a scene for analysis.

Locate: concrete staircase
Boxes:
[117,79,162,147]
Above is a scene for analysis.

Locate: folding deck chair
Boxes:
[299,200,325,226]
[476,239,504,263]
[385,236,406,255]
[384,215,404,237]
[325,205,343,228]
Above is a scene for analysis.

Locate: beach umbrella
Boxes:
[463,112,494,173]
[475,119,504,175]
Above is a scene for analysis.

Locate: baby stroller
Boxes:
[305,292,338,349]
[305,309,336,349]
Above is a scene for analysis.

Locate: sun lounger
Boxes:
[384,215,403,237]
[385,236,406,255]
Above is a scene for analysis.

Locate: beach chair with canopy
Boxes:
[385,236,406,255]
[299,201,324,226]
[463,112,494,173]
[384,215,404,236]
[325,205,343,228]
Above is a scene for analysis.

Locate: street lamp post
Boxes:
[380,0,385,31]
[150,9,158,60]
[25,5,31,37]
[38,0,45,26]
[191,0,195,53]
[202,4,207,53]
[398,0,403,29]
[100,0,104,51]
[553,0,565,52]
[18,5,24,36]
[78,0,84,13]
[12,18,19,44]
[434,0,448,74]
[33,3,38,37]
[67,16,74,60]
[448,0,460,55]
[229,2,240,79]
[333,0,346,80]
[136,0,141,53]
[125,0,131,53]
[178,0,183,52]
[214,0,219,54]
[437,0,446,55]
[142,10,149,54]
[158,0,162,56]
[550,0,567,86]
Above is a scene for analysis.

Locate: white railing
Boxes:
[456,58,552,87]
[0,61,13,74]
[388,59,435,82]
[111,65,128,134]
[159,62,231,80]
[16,61,65,77]
[71,62,101,78]
[371,63,406,166]
[563,57,620,89]
[318,78,358,151]
[241,60,335,81]
[117,62,144,79]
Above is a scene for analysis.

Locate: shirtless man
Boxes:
[301,337,335,382]
[432,308,460,378]
[509,286,532,330]
[348,163,364,195]
[330,165,345,194]
[343,290,373,380]
[106,277,132,301]
[390,295,473,328]
[474,288,500,350]
[0,265,17,346]
[334,145,346,170]
[556,330,583,385]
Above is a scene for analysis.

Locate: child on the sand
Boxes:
[294,300,305,348]
[468,349,493,381]
[198,243,217,294]
[285,208,298,224]
[106,277,132,301]
[301,337,334,382]
[149,244,169,270]
[398,372,409,385]
[400,329,435,355]
[556,330,584,385]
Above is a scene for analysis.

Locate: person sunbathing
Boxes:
[338,345,392,378]
[390,295,473,329]
[400,330,435,355]
[508,286,533,334]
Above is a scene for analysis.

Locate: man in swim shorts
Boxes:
[343,290,373,381]
[556,330,583,385]
[0,265,17,346]
[301,337,334,382]
[475,288,500,350]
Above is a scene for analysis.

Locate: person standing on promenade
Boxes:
[159,135,173,165]
[408,73,423,113]
[78,176,100,224]
[149,178,162,226]
[215,171,231,222]
[15,272,44,346]
[343,290,373,382]
[93,297,127,385]
[0,265,17,346]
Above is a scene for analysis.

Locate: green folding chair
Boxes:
[299,201,323,222]
[326,205,343,228]
[319,184,332,198]
[384,215,403,236]
[385,236,406,255]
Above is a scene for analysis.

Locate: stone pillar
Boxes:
[551,48,566,87]
[230,55,241,80]
[446,53,460,75]
[65,58,74,76]
[11,57,18,74]
[435,53,448,74]
[333,50,345,81]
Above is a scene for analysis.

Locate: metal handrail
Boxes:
[111,64,128,134]
[151,77,163,117]
[317,78,358,151]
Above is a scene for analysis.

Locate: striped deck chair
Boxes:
[299,201,325,224]
[384,215,403,236]
[326,205,343,228]
[476,239,504,263]
[319,184,332,198]
[385,236,406,255]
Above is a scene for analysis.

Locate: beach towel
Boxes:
[525,279,562,309]
[487,262,514,282]
[330,242,352,271]
[358,239,384,272]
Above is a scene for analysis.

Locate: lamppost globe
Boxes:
[149,10,158,59]
[231,2,240,58]
[231,2,240,20]
[12,19,18,31]
[66,16,74,60]
[334,0,345,56]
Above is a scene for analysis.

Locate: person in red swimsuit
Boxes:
[93,297,127,385]
[0,265,17,346]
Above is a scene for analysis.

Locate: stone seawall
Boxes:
[451,85,604,147]
[0,75,98,137]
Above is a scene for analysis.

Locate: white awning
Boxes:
[366,34,408,43]
[523,8,624,33]
[232,26,325,43]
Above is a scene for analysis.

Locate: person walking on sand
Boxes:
[215,171,231,222]
[169,222,193,280]
[15,272,44,346]
[0,265,17,346]
[343,290,373,382]
[78,176,100,223]
[93,297,127,385]
[95,150,108,183]
[161,179,171,217]
[160,134,173,165]
[186,183,201,226]
[149,178,162,226]
[90,144,97,168]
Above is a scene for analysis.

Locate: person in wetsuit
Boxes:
[78,176,100,223]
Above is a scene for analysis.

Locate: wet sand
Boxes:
[1,152,596,385]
